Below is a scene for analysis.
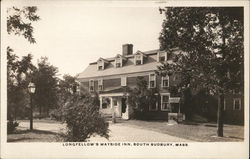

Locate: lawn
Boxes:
[121,120,244,142]
[7,120,65,142]
[7,129,63,142]
[7,119,244,142]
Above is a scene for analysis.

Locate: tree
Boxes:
[50,74,80,120]
[157,7,243,136]
[7,47,36,120]
[7,6,40,125]
[62,94,109,141]
[33,57,58,117]
[7,6,40,43]
[125,76,158,119]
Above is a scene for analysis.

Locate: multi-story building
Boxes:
[77,44,182,120]
[77,44,244,124]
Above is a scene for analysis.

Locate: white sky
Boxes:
[5,1,165,77]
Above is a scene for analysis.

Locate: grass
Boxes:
[120,120,244,142]
[7,119,244,142]
[7,129,64,142]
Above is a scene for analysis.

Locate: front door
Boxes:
[121,98,128,119]
[113,98,121,117]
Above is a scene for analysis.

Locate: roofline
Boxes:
[89,49,159,65]
[77,69,157,81]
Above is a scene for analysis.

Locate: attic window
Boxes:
[135,55,143,65]
[157,51,167,62]
[97,60,104,70]
[115,58,122,68]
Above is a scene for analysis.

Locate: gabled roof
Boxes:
[76,48,183,80]
[134,50,147,57]
[97,57,109,63]
[77,49,160,79]
[115,54,127,60]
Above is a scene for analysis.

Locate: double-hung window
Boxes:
[162,76,169,87]
[149,74,156,88]
[233,98,241,110]
[98,79,103,91]
[161,94,170,111]
[89,80,94,92]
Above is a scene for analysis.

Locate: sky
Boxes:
[5,1,165,77]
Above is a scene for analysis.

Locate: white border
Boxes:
[1,1,249,159]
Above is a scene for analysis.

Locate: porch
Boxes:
[99,93,130,120]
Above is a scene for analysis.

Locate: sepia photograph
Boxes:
[1,0,249,158]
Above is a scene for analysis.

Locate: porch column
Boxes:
[110,97,116,123]
[126,96,129,119]
[99,96,103,109]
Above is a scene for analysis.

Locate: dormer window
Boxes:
[115,54,127,68]
[135,55,142,65]
[157,51,167,62]
[97,58,109,70]
[115,58,122,68]
[97,60,104,70]
[134,51,146,65]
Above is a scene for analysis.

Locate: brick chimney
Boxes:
[122,44,133,56]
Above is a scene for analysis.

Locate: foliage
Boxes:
[7,6,40,43]
[49,74,80,121]
[158,7,243,94]
[7,47,36,120]
[7,6,40,121]
[157,7,243,121]
[7,120,19,134]
[33,57,59,116]
[62,94,109,142]
[125,76,158,119]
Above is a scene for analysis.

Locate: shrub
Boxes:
[7,120,19,134]
[49,109,63,121]
[62,94,109,142]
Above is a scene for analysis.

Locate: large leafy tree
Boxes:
[157,7,243,136]
[7,47,36,120]
[33,57,59,116]
[7,6,40,121]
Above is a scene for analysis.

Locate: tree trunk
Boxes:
[14,107,17,121]
[39,105,42,120]
[217,94,224,137]
[47,107,49,117]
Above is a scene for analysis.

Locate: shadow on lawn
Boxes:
[7,129,63,142]
[14,129,59,135]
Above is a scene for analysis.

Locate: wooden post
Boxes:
[111,97,116,123]
[99,97,103,109]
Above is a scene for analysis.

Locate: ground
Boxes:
[7,119,244,142]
